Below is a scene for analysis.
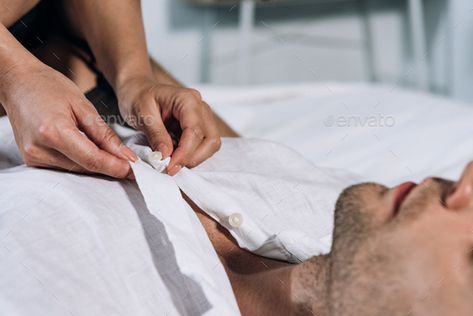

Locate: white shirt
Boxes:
[0,118,360,315]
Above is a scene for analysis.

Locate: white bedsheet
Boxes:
[202,82,473,186]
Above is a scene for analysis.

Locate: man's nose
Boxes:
[447,183,473,210]
[446,162,473,210]
[419,177,455,206]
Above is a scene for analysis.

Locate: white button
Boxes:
[147,151,163,163]
[228,213,243,228]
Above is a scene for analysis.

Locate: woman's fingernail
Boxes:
[168,164,182,175]
[158,143,169,158]
[121,145,138,162]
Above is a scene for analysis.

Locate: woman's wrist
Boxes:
[115,73,155,107]
[0,61,44,107]
[110,57,154,91]
[0,23,43,106]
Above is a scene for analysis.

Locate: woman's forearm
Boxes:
[65,0,153,91]
[0,22,42,106]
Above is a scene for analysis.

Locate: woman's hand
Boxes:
[1,63,137,178]
[446,162,473,209]
[117,76,221,176]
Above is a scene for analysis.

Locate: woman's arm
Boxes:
[64,0,222,175]
[64,0,152,91]
[0,22,38,96]
[0,21,36,116]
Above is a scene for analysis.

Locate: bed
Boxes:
[203,82,473,186]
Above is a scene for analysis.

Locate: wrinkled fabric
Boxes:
[125,132,361,262]
[0,119,239,316]
[129,158,239,315]
[0,117,360,315]
[173,138,361,261]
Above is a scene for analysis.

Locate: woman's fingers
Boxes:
[24,146,137,179]
[167,124,205,175]
[185,104,221,168]
[131,100,174,158]
[23,144,86,173]
[446,161,473,209]
[117,79,222,174]
[167,102,220,175]
[166,98,209,174]
[74,100,137,162]
[42,124,132,179]
[187,136,221,168]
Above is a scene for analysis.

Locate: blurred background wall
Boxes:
[142,0,473,102]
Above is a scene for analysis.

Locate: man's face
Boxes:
[329,178,473,316]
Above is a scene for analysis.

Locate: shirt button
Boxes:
[228,213,243,228]
[147,151,163,163]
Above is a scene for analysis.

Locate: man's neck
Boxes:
[231,265,293,315]
[232,255,330,316]
[290,255,330,315]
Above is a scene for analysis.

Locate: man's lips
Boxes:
[391,181,417,216]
